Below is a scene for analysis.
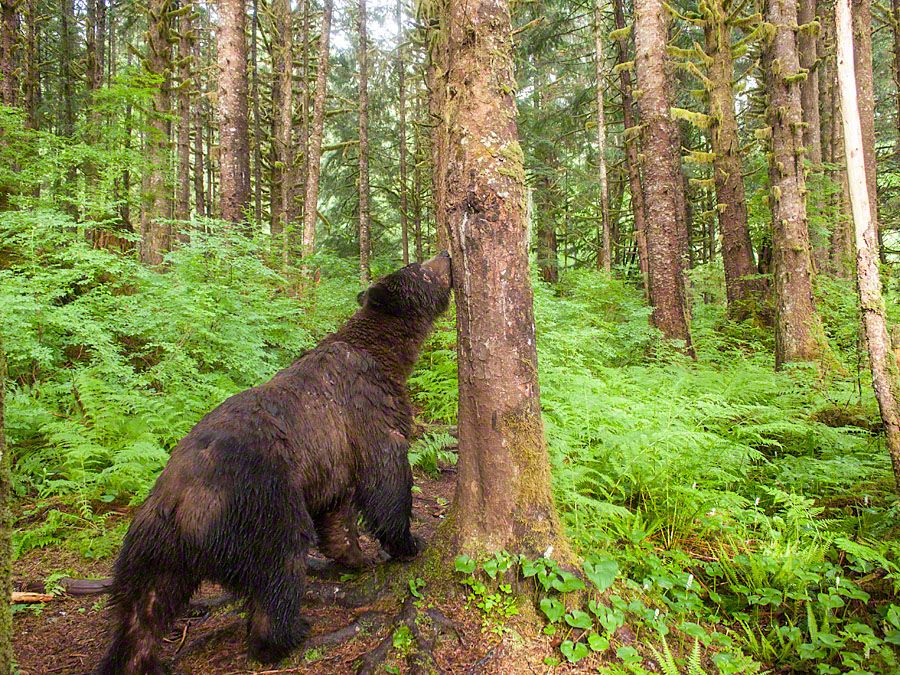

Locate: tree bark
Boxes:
[301,0,333,259]
[0,341,11,674]
[763,0,826,367]
[175,5,193,222]
[270,0,293,244]
[851,0,883,264]
[444,0,563,555]
[633,0,693,350]
[358,0,371,282]
[397,0,409,265]
[702,0,763,313]
[835,0,900,496]
[140,0,174,265]
[0,0,15,106]
[613,0,648,289]
[594,0,611,272]
[217,0,251,225]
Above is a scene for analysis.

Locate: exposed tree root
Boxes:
[306,610,387,648]
[355,596,460,675]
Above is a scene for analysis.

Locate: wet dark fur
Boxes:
[96,257,452,674]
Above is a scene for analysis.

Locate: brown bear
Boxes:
[96,252,452,674]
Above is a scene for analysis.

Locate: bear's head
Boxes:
[357,251,452,322]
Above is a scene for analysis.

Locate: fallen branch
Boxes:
[12,592,54,603]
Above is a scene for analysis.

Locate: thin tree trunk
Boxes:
[427,2,450,253]
[835,0,900,495]
[217,0,251,225]
[250,0,261,226]
[799,0,822,165]
[175,6,193,222]
[444,0,564,556]
[633,0,693,350]
[613,0,648,290]
[140,0,174,264]
[0,0,16,106]
[851,0,883,264]
[763,0,826,367]
[292,0,310,231]
[893,0,900,158]
[702,0,763,313]
[270,0,293,243]
[301,0,334,259]
[594,0,611,272]
[358,0,371,281]
[192,29,206,218]
[413,101,424,263]
[24,0,38,128]
[396,0,409,264]
[60,0,75,136]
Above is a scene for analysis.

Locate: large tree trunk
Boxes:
[443,0,563,556]
[633,0,693,350]
[0,0,15,106]
[301,0,333,259]
[358,0,371,282]
[250,0,262,226]
[594,0,611,272]
[702,0,763,313]
[613,0,648,289]
[836,0,900,495]
[140,0,174,265]
[851,0,883,264]
[396,0,409,265]
[175,6,193,222]
[0,342,11,674]
[763,0,826,367]
[217,0,251,225]
[270,0,293,243]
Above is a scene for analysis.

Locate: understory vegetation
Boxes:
[5,212,900,672]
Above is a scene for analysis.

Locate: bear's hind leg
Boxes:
[315,501,367,568]
[245,554,311,664]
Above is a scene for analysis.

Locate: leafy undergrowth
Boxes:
[7,213,900,672]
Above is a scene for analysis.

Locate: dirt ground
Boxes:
[12,466,592,675]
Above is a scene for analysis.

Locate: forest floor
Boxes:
[11,464,588,675]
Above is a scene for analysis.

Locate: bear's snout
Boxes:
[422,251,452,288]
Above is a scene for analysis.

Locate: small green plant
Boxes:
[453,554,520,635]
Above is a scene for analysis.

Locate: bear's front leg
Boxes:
[354,434,421,561]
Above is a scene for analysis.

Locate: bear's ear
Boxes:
[356,290,367,306]
[362,283,397,314]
